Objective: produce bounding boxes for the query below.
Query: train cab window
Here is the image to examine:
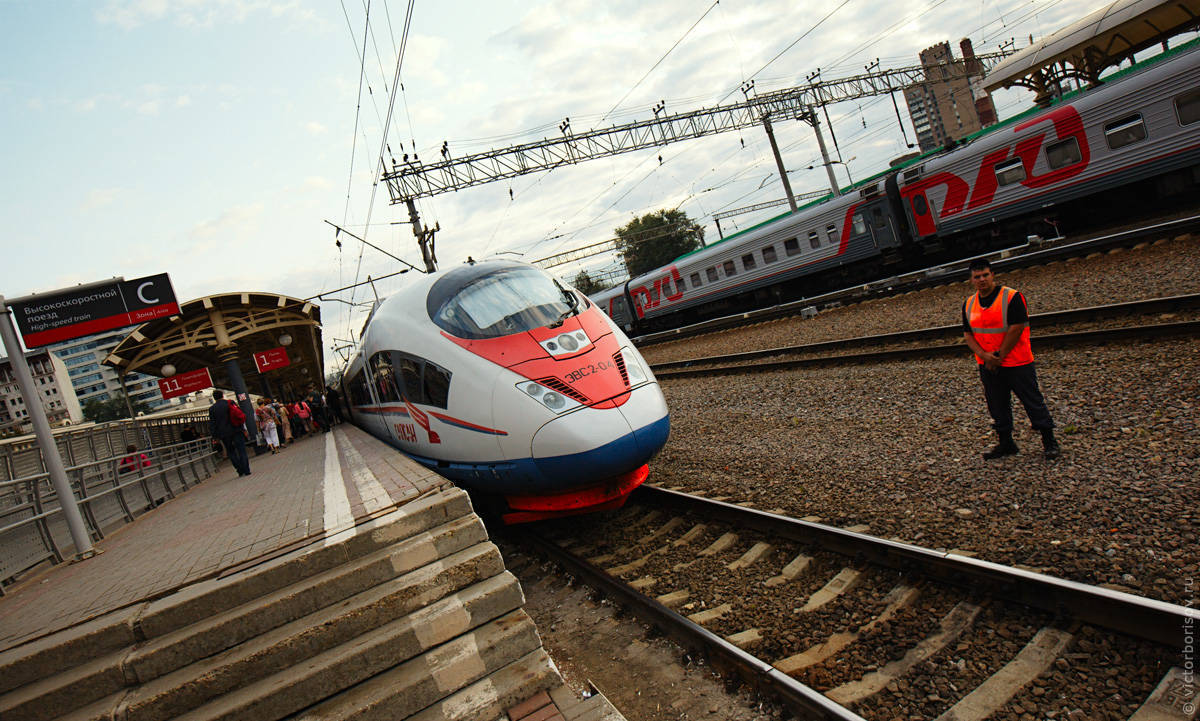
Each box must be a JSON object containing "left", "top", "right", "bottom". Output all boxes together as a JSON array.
[
  {"left": 807, "top": 230, "right": 820, "bottom": 249},
  {"left": 690, "top": 271, "right": 702, "bottom": 287},
  {"left": 852, "top": 213, "right": 867, "bottom": 235},
  {"left": 422, "top": 362, "right": 452, "bottom": 409},
  {"left": 762, "top": 246, "right": 778, "bottom": 263},
  {"left": 722, "top": 260, "right": 737, "bottom": 276},
  {"left": 1045, "top": 137, "right": 1082, "bottom": 169},
  {"left": 995, "top": 157, "right": 1026, "bottom": 186},
  {"left": 742, "top": 253, "right": 757, "bottom": 270},
  {"left": 370, "top": 352, "right": 402, "bottom": 403},
  {"left": 706, "top": 267, "right": 719, "bottom": 282},
  {"left": 1175, "top": 89, "right": 1200, "bottom": 125},
  {"left": 396, "top": 356, "right": 423, "bottom": 401},
  {"left": 784, "top": 238, "right": 801, "bottom": 256},
  {"left": 428, "top": 262, "right": 577, "bottom": 339},
  {"left": 1104, "top": 114, "right": 1146, "bottom": 149},
  {"left": 825, "top": 224, "right": 838, "bottom": 245}
]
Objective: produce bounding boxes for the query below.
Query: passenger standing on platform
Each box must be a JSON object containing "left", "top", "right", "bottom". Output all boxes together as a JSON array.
[
  {"left": 273, "top": 400, "right": 293, "bottom": 446},
  {"left": 118, "top": 444, "right": 151, "bottom": 475},
  {"left": 962, "top": 258, "right": 1061, "bottom": 460},
  {"left": 256, "top": 398, "right": 281, "bottom": 454},
  {"left": 209, "top": 390, "right": 251, "bottom": 476},
  {"left": 325, "top": 385, "right": 345, "bottom": 425},
  {"left": 307, "top": 385, "right": 331, "bottom": 433},
  {"left": 293, "top": 399, "right": 313, "bottom": 435}
]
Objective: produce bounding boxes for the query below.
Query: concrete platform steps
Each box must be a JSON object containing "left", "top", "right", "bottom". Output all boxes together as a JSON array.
[{"left": 0, "top": 487, "right": 579, "bottom": 721}]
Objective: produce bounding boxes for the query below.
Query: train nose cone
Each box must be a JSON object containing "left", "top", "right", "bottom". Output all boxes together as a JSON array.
[{"left": 530, "top": 407, "right": 637, "bottom": 485}]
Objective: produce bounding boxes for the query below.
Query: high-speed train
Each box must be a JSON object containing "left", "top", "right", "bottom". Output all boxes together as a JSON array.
[
  {"left": 341, "top": 259, "right": 669, "bottom": 523},
  {"left": 594, "top": 40, "right": 1200, "bottom": 334}
]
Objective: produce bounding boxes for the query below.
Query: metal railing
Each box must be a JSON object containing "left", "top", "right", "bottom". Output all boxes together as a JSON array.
[{"left": 0, "top": 437, "right": 219, "bottom": 592}]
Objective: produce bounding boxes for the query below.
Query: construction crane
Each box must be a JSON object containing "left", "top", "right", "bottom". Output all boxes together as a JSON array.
[{"left": 382, "top": 49, "right": 1017, "bottom": 208}]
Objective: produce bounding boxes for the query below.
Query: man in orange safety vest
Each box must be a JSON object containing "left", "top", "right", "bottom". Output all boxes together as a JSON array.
[{"left": 962, "top": 258, "right": 1060, "bottom": 460}]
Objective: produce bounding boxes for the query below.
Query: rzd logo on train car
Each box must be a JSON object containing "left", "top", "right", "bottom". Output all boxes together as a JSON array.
[{"left": 629, "top": 266, "right": 684, "bottom": 319}]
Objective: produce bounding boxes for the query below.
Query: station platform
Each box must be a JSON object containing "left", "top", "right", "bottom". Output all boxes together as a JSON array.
[{"left": 0, "top": 424, "right": 625, "bottom": 721}]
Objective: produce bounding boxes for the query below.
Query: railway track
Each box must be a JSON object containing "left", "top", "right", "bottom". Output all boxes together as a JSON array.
[
  {"left": 634, "top": 213, "right": 1200, "bottom": 348},
  {"left": 649, "top": 293, "right": 1200, "bottom": 380},
  {"left": 507, "top": 487, "right": 1195, "bottom": 720}
]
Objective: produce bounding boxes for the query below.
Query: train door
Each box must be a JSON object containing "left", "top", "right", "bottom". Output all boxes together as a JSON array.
[{"left": 860, "top": 199, "right": 901, "bottom": 250}]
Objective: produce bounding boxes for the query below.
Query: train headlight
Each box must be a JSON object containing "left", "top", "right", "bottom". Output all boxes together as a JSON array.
[
  {"left": 619, "top": 347, "right": 648, "bottom": 384},
  {"left": 516, "top": 381, "right": 582, "bottom": 413}
]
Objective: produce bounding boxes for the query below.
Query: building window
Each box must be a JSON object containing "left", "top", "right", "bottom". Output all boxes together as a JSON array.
[{"left": 1104, "top": 114, "right": 1146, "bottom": 149}]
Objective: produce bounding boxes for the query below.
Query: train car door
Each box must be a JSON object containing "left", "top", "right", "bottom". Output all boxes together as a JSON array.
[{"left": 860, "top": 199, "right": 901, "bottom": 250}]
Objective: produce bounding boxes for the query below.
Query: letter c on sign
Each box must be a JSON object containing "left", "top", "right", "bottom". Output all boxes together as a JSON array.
[{"left": 137, "top": 282, "right": 159, "bottom": 305}]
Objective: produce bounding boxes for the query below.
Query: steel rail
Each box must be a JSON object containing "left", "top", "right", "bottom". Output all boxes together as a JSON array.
[
  {"left": 515, "top": 529, "right": 868, "bottom": 721},
  {"left": 635, "top": 213, "right": 1200, "bottom": 347},
  {"left": 629, "top": 486, "right": 1192, "bottom": 650},
  {"left": 652, "top": 319, "right": 1200, "bottom": 379},
  {"left": 649, "top": 293, "right": 1200, "bottom": 372}
]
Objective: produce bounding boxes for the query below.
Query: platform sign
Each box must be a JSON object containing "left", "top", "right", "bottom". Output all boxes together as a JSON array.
[
  {"left": 9, "top": 273, "right": 179, "bottom": 348},
  {"left": 253, "top": 346, "right": 291, "bottom": 373},
  {"left": 158, "top": 367, "right": 213, "bottom": 400}
]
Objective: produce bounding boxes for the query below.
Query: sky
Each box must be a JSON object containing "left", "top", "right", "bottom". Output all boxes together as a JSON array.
[{"left": 0, "top": 0, "right": 1130, "bottom": 372}]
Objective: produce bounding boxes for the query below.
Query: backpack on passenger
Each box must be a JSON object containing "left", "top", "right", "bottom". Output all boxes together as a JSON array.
[{"left": 228, "top": 402, "right": 246, "bottom": 427}]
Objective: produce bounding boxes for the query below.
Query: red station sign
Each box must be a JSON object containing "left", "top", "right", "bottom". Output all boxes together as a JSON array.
[
  {"left": 158, "top": 368, "right": 213, "bottom": 400},
  {"left": 253, "top": 346, "right": 291, "bottom": 373}
]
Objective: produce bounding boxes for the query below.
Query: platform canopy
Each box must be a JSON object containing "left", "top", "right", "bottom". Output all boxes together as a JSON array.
[
  {"left": 984, "top": 0, "right": 1200, "bottom": 100},
  {"left": 103, "top": 292, "right": 324, "bottom": 402}
]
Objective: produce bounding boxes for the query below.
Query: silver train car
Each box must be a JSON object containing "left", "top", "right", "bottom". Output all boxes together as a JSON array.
[
  {"left": 595, "top": 41, "right": 1200, "bottom": 333},
  {"left": 341, "top": 260, "right": 670, "bottom": 523}
]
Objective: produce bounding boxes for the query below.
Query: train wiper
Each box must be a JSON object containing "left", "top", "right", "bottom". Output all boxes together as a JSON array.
[{"left": 550, "top": 280, "right": 580, "bottom": 327}]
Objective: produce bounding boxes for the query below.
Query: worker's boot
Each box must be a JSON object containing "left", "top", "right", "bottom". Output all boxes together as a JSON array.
[
  {"left": 1041, "top": 429, "right": 1061, "bottom": 460},
  {"left": 983, "top": 431, "right": 1018, "bottom": 460}
]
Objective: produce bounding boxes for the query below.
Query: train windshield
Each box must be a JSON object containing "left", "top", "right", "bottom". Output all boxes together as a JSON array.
[{"left": 429, "top": 263, "right": 576, "bottom": 339}]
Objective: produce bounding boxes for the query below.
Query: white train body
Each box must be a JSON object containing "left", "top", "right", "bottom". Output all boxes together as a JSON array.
[{"left": 342, "top": 260, "right": 670, "bottom": 522}]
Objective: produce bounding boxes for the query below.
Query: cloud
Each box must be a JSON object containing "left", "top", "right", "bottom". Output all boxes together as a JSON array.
[
  {"left": 137, "top": 99, "right": 161, "bottom": 115},
  {"left": 80, "top": 188, "right": 124, "bottom": 212},
  {"left": 305, "top": 121, "right": 327, "bottom": 135},
  {"left": 304, "top": 176, "right": 332, "bottom": 191},
  {"left": 96, "top": 0, "right": 320, "bottom": 30},
  {"left": 175, "top": 94, "right": 192, "bottom": 107}
]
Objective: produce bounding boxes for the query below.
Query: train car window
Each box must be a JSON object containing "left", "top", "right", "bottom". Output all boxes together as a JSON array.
[
  {"left": 807, "top": 230, "right": 820, "bottom": 249},
  {"left": 871, "top": 207, "right": 888, "bottom": 228},
  {"left": 1175, "top": 89, "right": 1200, "bottom": 125},
  {"left": 762, "top": 246, "right": 778, "bottom": 263},
  {"left": 348, "top": 371, "right": 372, "bottom": 406},
  {"left": 396, "top": 355, "right": 423, "bottom": 402},
  {"left": 1045, "top": 137, "right": 1082, "bottom": 169},
  {"left": 422, "top": 362, "right": 452, "bottom": 409},
  {"left": 662, "top": 276, "right": 674, "bottom": 296},
  {"left": 706, "top": 267, "right": 719, "bottom": 282},
  {"left": 742, "top": 253, "right": 757, "bottom": 270},
  {"left": 825, "top": 224, "right": 838, "bottom": 245},
  {"left": 722, "top": 260, "right": 737, "bottom": 276},
  {"left": 648, "top": 284, "right": 660, "bottom": 303},
  {"left": 852, "top": 213, "right": 867, "bottom": 235},
  {"left": 784, "top": 238, "right": 801, "bottom": 256},
  {"left": 902, "top": 166, "right": 923, "bottom": 182},
  {"left": 1104, "top": 114, "right": 1146, "bottom": 149},
  {"left": 690, "top": 271, "right": 702, "bottom": 287},
  {"left": 370, "top": 352, "right": 402, "bottom": 403},
  {"left": 995, "top": 157, "right": 1026, "bottom": 186}
]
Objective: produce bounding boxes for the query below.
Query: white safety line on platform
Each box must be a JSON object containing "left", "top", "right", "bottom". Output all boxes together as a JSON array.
[
  {"left": 333, "top": 427, "right": 394, "bottom": 514},
  {"left": 322, "top": 432, "right": 356, "bottom": 546}
]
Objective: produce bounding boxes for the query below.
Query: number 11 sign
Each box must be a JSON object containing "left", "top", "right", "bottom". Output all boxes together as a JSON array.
[{"left": 158, "top": 368, "right": 214, "bottom": 400}]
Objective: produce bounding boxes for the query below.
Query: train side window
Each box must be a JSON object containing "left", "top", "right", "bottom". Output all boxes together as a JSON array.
[
  {"left": 422, "top": 362, "right": 452, "bottom": 409},
  {"left": 807, "top": 230, "right": 820, "bottom": 249},
  {"left": 1175, "top": 89, "right": 1200, "bottom": 125},
  {"left": 349, "top": 371, "right": 371, "bottom": 406},
  {"left": 852, "top": 213, "right": 867, "bottom": 235},
  {"left": 370, "top": 352, "right": 402, "bottom": 403},
  {"left": 396, "top": 355, "right": 423, "bottom": 402},
  {"left": 825, "top": 224, "right": 838, "bottom": 245},
  {"left": 1104, "top": 114, "right": 1146, "bottom": 149},
  {"left": 995, "top": 157, "right": 1026, "bottom": 186},
  {"left": 871, "top": 206, "right": 887, "bottom": 228},
  {"left": 722, "top": 260, "right": 737, "bottom": 276},
  {"left": 742, "top": 253, "right": 757, "bottom": 270},
  {"left": 690, "top": 271, "right": 702, "bottom": 287},
  {"left": 1045, "top": 137, "right": 1082, "bottom": 169},
  {"left": 762, "top": 246, "right": 778, "bottom": 263},
  {"left": 706, "top": 267, "right": 718, "bottom": 282},
  {"left": 784, "top": 238, "right": 801, "bottom": 256}
]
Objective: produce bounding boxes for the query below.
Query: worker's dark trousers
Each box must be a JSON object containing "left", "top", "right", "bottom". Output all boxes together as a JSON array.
[{"left": 978, "top": 362, "right": 1054, "bottom": 434}]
